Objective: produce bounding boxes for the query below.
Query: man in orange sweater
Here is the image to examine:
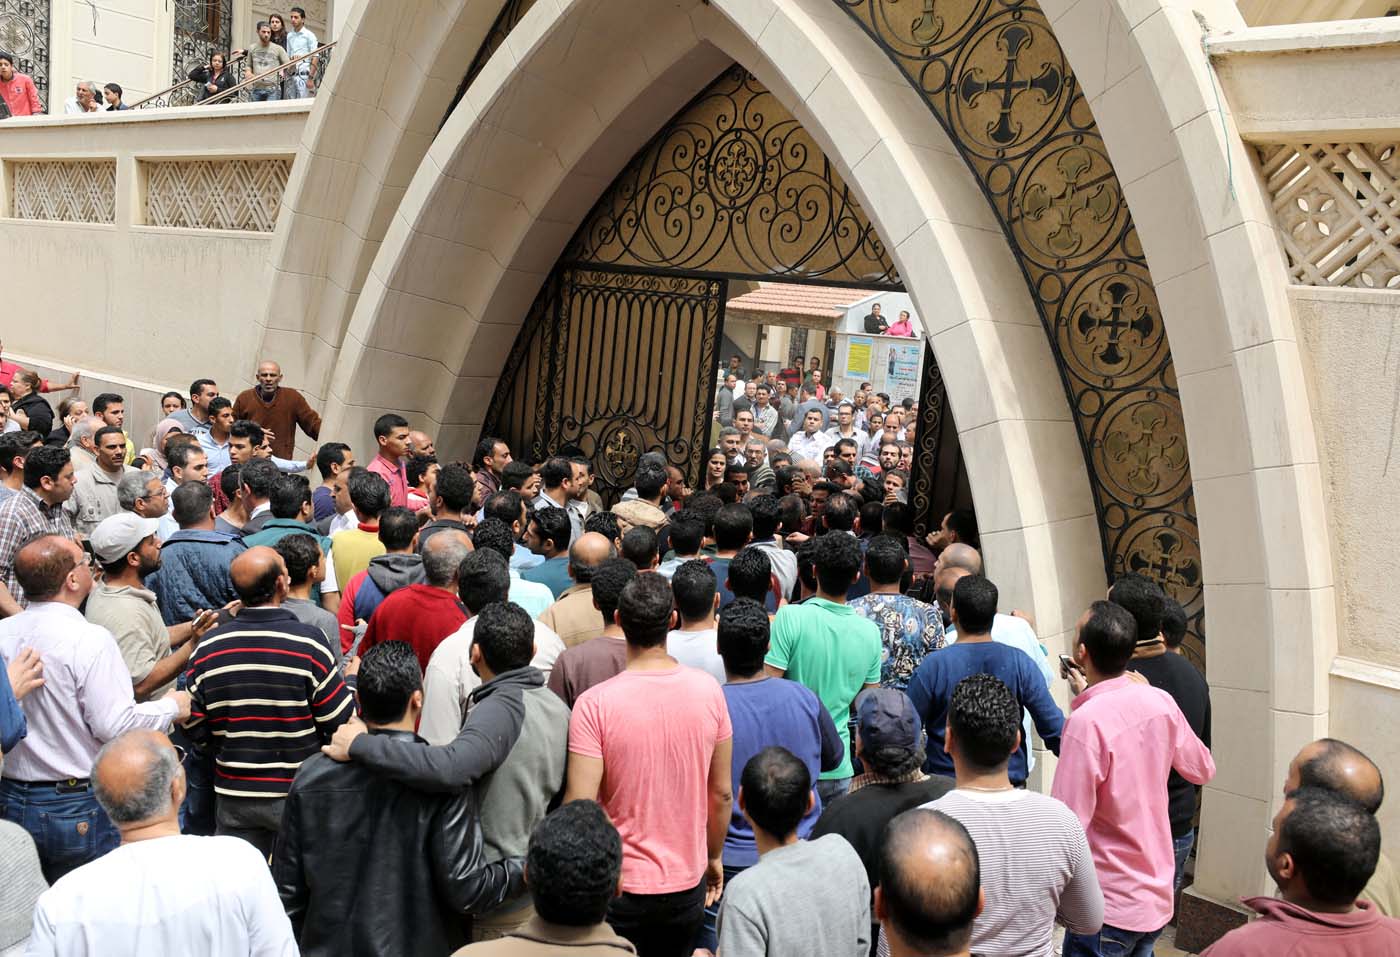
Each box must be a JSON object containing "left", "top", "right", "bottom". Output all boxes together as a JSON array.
[{"left": 232, "top": 361, "right": 322, "bottom": 460}]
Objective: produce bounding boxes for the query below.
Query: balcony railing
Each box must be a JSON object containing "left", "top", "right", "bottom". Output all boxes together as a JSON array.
[{"left": 131, "top": 42, "right": 336, "bottom": 110}]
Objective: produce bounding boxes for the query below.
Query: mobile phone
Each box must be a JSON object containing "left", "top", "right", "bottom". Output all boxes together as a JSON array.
[{"left": 1058, "top": 654, "right": 1080, "bottom": 679}]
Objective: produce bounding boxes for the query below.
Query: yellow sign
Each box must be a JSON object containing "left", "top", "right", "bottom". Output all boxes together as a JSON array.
[{"left": 846, "top": 337, "right": 873, "bottom": 376}]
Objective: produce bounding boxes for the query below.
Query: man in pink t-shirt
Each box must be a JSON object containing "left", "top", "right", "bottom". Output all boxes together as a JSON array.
[
  {"left": 366, "top": 413, "right": 410, "bottom": 509},
  {"left": 1052, "top": 600, "right": 1215, "bottom": 957},
  {"left": 565, "top": 572, "right": 734, "bottom": 956},
  {"left": 0, "top": 54, "right": 42, "bottom": 117}
]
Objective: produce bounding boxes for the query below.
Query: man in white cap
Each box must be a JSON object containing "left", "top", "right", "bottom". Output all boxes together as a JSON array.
[{"left": 84, "top": 513, "right": 219, "bottom": 703}]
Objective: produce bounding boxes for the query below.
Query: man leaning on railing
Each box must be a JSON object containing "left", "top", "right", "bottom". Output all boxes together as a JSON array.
[{"left": 244, "top": 21, "right": 290, "bottom": 103}]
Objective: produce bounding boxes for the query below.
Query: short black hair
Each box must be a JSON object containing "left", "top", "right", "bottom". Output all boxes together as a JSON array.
[
  {"left": 813, "top": 531, "right": 862, "bottom": 594},
  {"left": 189, "top": 378, "right": 216, "bottom": 398},
  {"left": 457, "top": 548, "right": 510, "bottom": 614},
  {"left": 218, "top": 464, "right": 243, "bottom": 500},
  {"left": 864, "top": 535, "right": 908, "bottom": 586},
  {"left": 822, "top": 492, "right": 858, "bottom": 532},
  {"left": 712, "top": 482, "right": 738, "bottom": 504},
  {"left": 207, "top": 395, "right": 234, "bottom": 417},
  {"left": 945, "top": 508, "right": 980, "bottom": 549},
  {"left": 373, "top": 413, "right": 409, "bottom": 439},
  {"left": 667, "top": 512, "right": 705, "bottom": 556},
  {"left": 672, "top": 559, "right": 717, "bottom": 621},
  {"left": 774, "top": 466, "right": 800, "bottom": 496},
  {"left": 91, "top": 392, "right": 124, "bottom": 414},
  {"left": 948, "top": 674, "right": 1021, "bottom": 770},
  {"left": 472, "top": 436, "right": 505, "bottom": 471},
  {"left": 377, "top": 507, "right": 419, "bottom": 550},
  {"left": 530, "top": 506, "right": 572, "bottom": 554},
  {"left": 172, "top": 480, "right": 213, "bottom": 526},
  {"left": 347, "top": 469, "right": 391, "bottom": 518},
  {"left": 472, "top": 518, "right": 516, "bottom": 563},
  {"left": 484, "top": 490, "right": 525, "bottom": 528},
  {"left": 94, "top": 425, "right": 125, "bottom": 448},
  {"left": 167, "top": 442, "right": 203, "bottom": 471},
  {"left": 435, "top": 463, "right": 475, "bottom": 512},
  {"left": 952, "top": 575, "right": 998, "bottom": 634},
  {"left": 688, "top": 493, "right": 723, "bottom": 538},
  {"left": 611, "top": 519, "right": 656, "bottom": 567},
  {"left": 1079, "top": 599, "right": 1137, "bottom": 674},
  {"left": 879, "top": 809, "right": 980, "bottom": 956},
  {"left": 1160, "top": 597, "right": 1188, "bottom": 649},
  {"left": 584, "top": 510, "right": 620, "bottom": 543},
  {"left": 274, "top": 533, "right": 323, "bottom": 587},
  {"left": 795, "top": 538, "right": 819, "bottom": 594},
  {"left": 1278, "top": 787, "right": 1381, "bottom": 906},
  {"left": 1295, "top": 738, "right": 1385, "bottom": 814},
  {"left": 718, "top": 598, "right": 769, "bottom": 677},
  {"left": 859, "top": 500, "right": 885, "bottom": 536},
  {"left": 0, "top": 432, "right": 33, "bottom": 475},
  {"left": 592, "top": 557, "right": 638, "bottom": 623},
  {"left": 1109, "top": 573, "right": 1166, "bottom": 644},
  {"left": 240, "top": 459, "right": 279, "bottom": 501},
  {"left": 23, "top": 445, "right": 70, "bottom": 490},
  {"left": 713, "top": 504, "right": 753, "bottom": 551},
  {"left": 474, "top": 601, "right": 535, "bottom": 673},
  {"left": 741, "top": 746, "right": 810, "bottom": 839},
  {"left": 617, "top": 572, "right": 673, "bottom": 648},
  {"left": 500, "top": 460, "right": 535, "bottom": 491},
  {"left": 230, "top": 419, "right": 265, "bottom": 447},
  {"left": 540, "top": 456, "right": 572, "bottom": 491},
  {"left": 269, "top": 474, "right": 311, "bottom": 519},
  {"left": 357, "top": 641, "right": 423, "bottom": 725},
  {"left": 406, "top": 453, "right": 437, "bottom": 487},
  {"left": 748, "top": 494, "right": 781, "bottom": 539},
  {"left": 527, "top": 800, "right": 622, "bottom": 926},
  {"left": 727, "top": 547, "right": 771, "bottom": 604},
  {"left": 634, "top": 462, "right": 667, "bottom": 500},
  {"left": 777, "top": 494, "right": 805, "bottom": 534}
]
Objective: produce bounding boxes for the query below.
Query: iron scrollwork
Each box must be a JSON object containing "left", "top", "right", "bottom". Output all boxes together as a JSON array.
[
  {"left": 170, "top": 0, "right": 233, "bottom": 108},
  {"left": 0, "top": 0, "right": 50, "bottom": 111},
  {"left": 833, "top": 0, "right": 1205, "bottom": 663}
]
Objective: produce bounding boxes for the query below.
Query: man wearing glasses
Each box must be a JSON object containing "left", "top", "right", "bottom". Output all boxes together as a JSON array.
[{"left": 0, "top": 535, "right": 191, "bottom": 883}]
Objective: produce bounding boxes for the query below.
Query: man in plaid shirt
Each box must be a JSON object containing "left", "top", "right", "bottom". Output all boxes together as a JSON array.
[{"left": 0, "top": 446, "right": 77, "bottom": 615}]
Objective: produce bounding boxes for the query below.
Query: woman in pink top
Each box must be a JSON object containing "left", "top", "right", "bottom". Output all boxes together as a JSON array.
[
  {"left": 886, "top": 310, "right": 915, "bottom": 337},
  {"left": 0, "top": 54, "right": 42, "bottom": 116}
]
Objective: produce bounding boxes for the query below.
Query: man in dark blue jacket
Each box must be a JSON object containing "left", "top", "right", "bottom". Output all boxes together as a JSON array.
[{"left": 147, "top": 481, "right": 245, "bottom": 625}]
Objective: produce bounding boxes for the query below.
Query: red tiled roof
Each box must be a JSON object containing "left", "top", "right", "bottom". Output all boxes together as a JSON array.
[{"left": 725, "top": 282, "right": 871, "bottom": 320}]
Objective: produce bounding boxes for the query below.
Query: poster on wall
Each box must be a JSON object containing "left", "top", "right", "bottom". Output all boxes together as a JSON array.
[
  {"left": 884, "top": 341, "right": 922, "bottom": 401},
  {"left": 846, "top": 337, "right": 873, "bottom": 377}
]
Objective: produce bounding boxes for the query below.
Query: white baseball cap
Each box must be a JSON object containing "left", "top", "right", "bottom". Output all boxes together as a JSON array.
[{"left": 89, "top": 513, "right": 160, "bottom": 564}]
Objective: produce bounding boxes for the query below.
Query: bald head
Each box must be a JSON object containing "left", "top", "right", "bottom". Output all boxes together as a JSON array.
[
  {"left": 230, "top": 545, "right": 287, "bottom": 607},
  {"left": 15, "top": 535, "right": 85, "bottom": 604},
  {"left": 408, "top": 430, "right": 435, "bottom": 455},
  {"left": 569, "top": 531, "right": 616, "bottom": 584},
  {"left": 938, "top": 543, "right": 982, "bottom": 576},
  {"left": 94, "top": 730, "right": 182, "bottom": 827},
  {"left": 878, "top": 809, "right": 981, "bottom": 955},
  {"left": 1286, "top": 738, "right": 1384, "bottom": 815},
  {"left": 934, "top": 565, "right": 971, "bottom": 610}
]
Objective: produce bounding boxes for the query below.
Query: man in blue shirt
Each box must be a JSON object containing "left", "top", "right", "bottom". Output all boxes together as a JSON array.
[{"left": 906, "top": 574, "right": 1063, "bottom": 785}]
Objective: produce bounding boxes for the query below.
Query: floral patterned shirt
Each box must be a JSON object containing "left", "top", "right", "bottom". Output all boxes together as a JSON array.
[{"left": 848, "top": 592, "right": 946, "bottom": 692}]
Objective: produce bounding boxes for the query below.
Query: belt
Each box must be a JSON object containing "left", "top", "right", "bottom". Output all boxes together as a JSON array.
[{"left": 4, "top": 777, "right": 92, "bottom": 793}]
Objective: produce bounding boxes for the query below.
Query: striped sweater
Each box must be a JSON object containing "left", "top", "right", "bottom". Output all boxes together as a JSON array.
[{"left": 185, "top": 606, "right": 354, "bottom": 799}]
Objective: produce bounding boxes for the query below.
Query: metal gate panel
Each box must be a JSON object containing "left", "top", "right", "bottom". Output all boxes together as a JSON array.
[{"left": 0, "top": 0, "right": 50, "bottom": 111}]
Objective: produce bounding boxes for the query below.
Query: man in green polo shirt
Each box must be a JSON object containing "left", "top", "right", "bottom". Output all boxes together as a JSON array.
[{"left": 764, "top": 529, "right": 881, "bottom": 804}]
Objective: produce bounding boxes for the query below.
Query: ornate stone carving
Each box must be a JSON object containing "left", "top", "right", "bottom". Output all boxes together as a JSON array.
[
  {"left": 12, "top": 161, "right": 116, "bottom": 223},
  {"left": 1258, "top": 142, "right": 1400, "bottom": 288},
  {"left": 144, "top": 159, "right": 292, "bottom": 232}
]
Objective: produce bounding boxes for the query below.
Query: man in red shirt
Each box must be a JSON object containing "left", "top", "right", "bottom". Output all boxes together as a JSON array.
[
  {"left": 1202, "top": 787, "right": 1400, "bottom": 956},
  {"left": 366, "top": 413, "right": 411, "bottom": 509},
  {"left": 0, "top": 54, "right": 42, "bottom": 116},
  {"left": 361, "top": 530, "right": 471, "bottom": 670}
]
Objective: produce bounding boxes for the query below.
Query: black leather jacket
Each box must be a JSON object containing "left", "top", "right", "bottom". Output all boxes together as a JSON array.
[{"left": 272, "top": 729, "right": 525, "bottom": 956}]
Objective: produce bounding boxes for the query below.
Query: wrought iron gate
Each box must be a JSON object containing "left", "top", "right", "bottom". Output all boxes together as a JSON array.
[
  {"left": 910, "top": 342, "right": 974, "bottom": 538},
  {"left": 486, "top": 267, "right": 727, "bottom": 504},
  {"left": 0, "top": 0, "right": 50, "bottom": 111},
  {"left": 171, "top": 0, "right": 233, "bottom": 107}
]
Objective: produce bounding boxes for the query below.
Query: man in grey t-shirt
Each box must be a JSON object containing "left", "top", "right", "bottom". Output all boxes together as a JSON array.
[
  {"left": 717, "top": 747, "right": 870, "bottom": 956},
  {"left": 244, "top": 22, "right": 289, "bottom": 102}
]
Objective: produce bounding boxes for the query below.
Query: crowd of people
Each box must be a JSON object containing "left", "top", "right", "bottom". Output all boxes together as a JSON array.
[
  {"left": 0, "top": 350, "right": 1395, "bottom": 957},
  {"left": 0, "top": 7, "right": 321, "bottom": 119}
]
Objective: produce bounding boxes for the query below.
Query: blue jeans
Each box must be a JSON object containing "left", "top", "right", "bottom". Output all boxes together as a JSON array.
[
  {"left": 1064, "top": 925, "right": 1163, "bottom": 957},
  {"left": 693, "top": 863, "right": 748, "bottom": 952},
  {"left": 1172, "top": 828, "right": 1195, "bottom": 893},
  {"left": 0, "top": 778, "right": 120, "bottom": 883},
  {"left": 249, "top": 87, "right": 281, "bottom": 102},
  {"left": 815, "top": 776, "right": 851, "bottom": 807}
]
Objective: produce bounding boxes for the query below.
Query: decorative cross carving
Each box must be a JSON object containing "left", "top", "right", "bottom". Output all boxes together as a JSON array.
[
  {"left": 1127, "top": 529, "right": 1201, "bottom": 591},
  {"left": 1103, "top": 403, "right": 1187, "bottom": 496},
  {"left": 1022, "top": 147, "right": 1116, "bottom": 257},
  {"left": 1075, "top": 279, "right": 1154, "bottom": 367},
  {"left": 957, "top": 24, "right": 1062, "bottom": 146}
]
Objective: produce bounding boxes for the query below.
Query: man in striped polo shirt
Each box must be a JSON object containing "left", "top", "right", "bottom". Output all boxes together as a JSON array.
[{"left": 185, "top": 546, "right": 354, "bottom": 857}]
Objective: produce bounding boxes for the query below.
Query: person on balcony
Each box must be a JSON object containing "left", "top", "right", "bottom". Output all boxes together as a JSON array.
[
  {"left": 245, "top": 22, "right": 290, "bottom": 103},
  {"left": 886, "top": 310, "right": 915, "bottom": 337},
  {"left": 189, "top": 52, "right": 242, "bottom": 103},
  {"left": 63, "top": 81, "right": 105, "bottom": 114},
  {"left": 102, "top": 84, "right": 129, "bottom": 111},
  {"left": 284, "top": 7, "right": 320, "bottom": 99},
  {"left": 0, "top": 53, "right": 41, "bottom": 117}
]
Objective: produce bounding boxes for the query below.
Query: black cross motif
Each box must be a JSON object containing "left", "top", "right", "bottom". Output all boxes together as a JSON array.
[
  {"left": 957, "top": 24, "right": 1062, "bottom": 146},
  {"left": 1075, "top": 279, "right": 1154, "bottom": 366},
  {"left": 1128, "top": 530, "right": 1201, "bottom": 590}
]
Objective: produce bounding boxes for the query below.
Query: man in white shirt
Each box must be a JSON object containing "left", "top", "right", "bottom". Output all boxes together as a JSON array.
[
  {"left": 26, "top": 729, "right": 296, "bottom": 956},
  {"left": 419, "top": 549, "right": 566, "bottom": 745},
  {"left": 666, "top": 560, "right": 725, "bottom": 683},
  {"left": 0, "top": 536, "right": 189, "bottom": 883},
  {"left": 283, "top": 6, "right": 319, "bottom": 97},
  {"left": 789, "top": 409, "right": 836, "bottom": 464}
]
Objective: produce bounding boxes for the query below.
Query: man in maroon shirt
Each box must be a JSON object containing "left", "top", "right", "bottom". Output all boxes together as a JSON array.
[
  {"left": 361, "top": 531, "right": 471, "bottom": 670},
  {"left": 1202, "top": 787, "right": 1400, "bottom": 956}
]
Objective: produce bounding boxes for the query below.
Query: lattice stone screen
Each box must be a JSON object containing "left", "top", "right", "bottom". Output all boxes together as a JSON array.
[
  {"left": 144, "top": 158, "right": 292, "bottom": 232},
  {"left": 11, "top": 161, "right": 117, "bottom": 223},
  {"left": 1257, "top": 142, "right": 1400, "bottom": 289}
]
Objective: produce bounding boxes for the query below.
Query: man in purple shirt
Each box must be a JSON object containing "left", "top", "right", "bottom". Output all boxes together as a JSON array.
[
  {"left": 366, "top": 413, "right": 411, "bottom": 509},
  {"left": 1052, "top": 600, "right": 1214, "bottom": 957},
  {"left": 0, "top": 536, "right": 191, "bottom": 882}
]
